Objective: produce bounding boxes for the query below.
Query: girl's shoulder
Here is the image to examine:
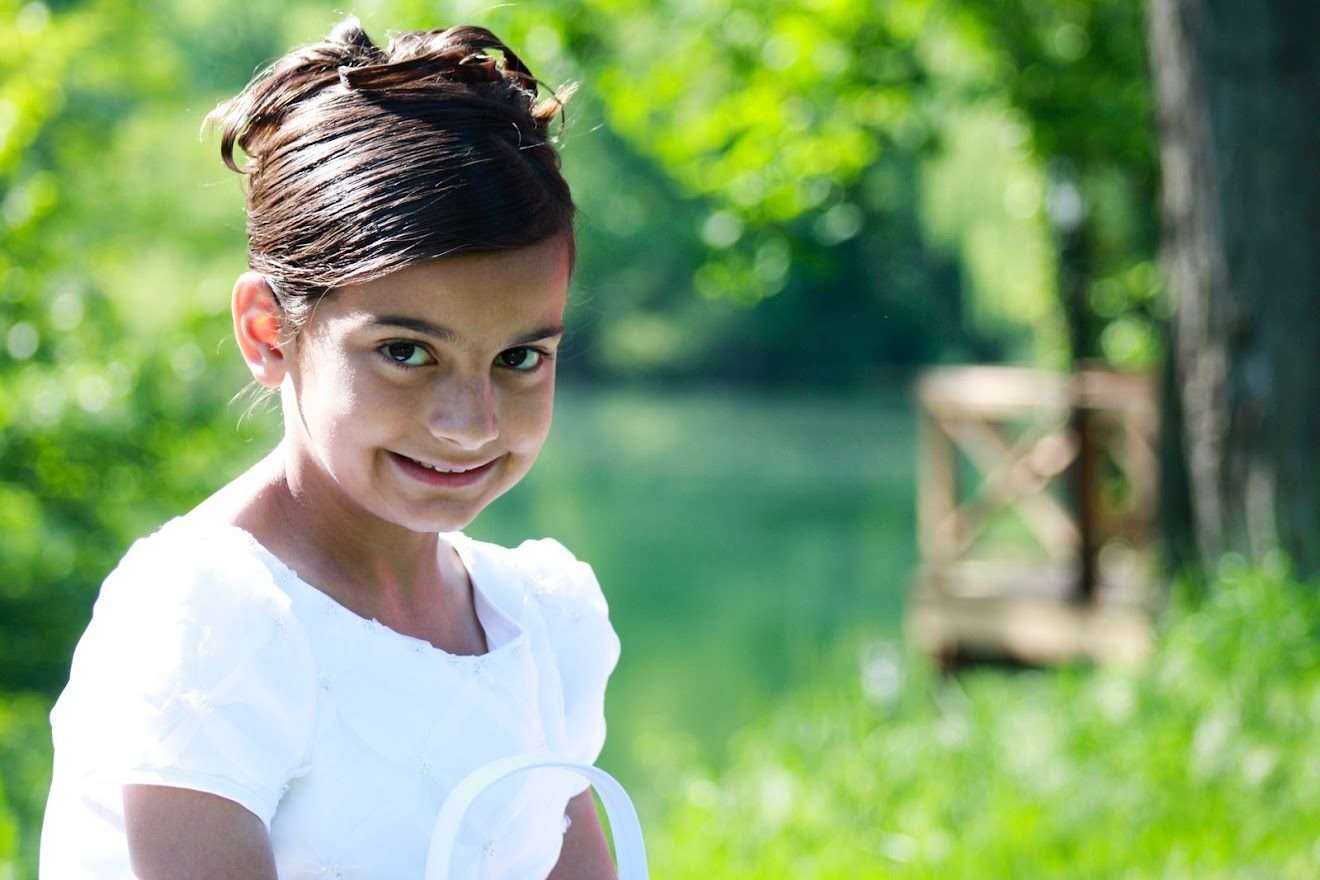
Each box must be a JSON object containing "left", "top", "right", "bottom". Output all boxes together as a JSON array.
[
  {"left": 54, "top": 516, "right": 318, "bottom": 826},
  {"left": 452, "top": 534, "right": 612, "bottom": 623},
  {"left": 93, "top": 515, "right": 301, "bottom": 636}
]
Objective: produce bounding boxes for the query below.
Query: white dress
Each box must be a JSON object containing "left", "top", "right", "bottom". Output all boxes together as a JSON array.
[{"left": 39, "top": 515, "right": 619, "bottom": 879}]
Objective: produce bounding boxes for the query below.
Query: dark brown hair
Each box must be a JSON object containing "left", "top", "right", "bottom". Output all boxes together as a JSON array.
[{"left": 207, "top": 16, "right": 575, "bottom": 328}]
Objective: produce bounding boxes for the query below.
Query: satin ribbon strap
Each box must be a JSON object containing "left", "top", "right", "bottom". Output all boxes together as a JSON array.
[{"left": 424, "top": 754, "right": 648, "bottom": 879}]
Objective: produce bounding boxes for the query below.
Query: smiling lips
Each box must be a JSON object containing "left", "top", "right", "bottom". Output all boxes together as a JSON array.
[{"left": 392, "top": 452, "right": 497, "bottom": 485}]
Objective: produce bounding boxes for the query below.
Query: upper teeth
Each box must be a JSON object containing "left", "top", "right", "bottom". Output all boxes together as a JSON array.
[{"left": 417, "top": 460, "right": 470, "bottom": 474}]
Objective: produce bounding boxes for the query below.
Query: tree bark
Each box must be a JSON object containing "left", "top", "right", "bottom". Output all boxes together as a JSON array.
[{"left": 1147, "top": 0, "right": 1320, "bottom": 579}]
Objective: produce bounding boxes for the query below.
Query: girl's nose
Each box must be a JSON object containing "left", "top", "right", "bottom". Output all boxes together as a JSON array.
[{"left": 428, "top": 374, "right": 498, "bottom": 450}]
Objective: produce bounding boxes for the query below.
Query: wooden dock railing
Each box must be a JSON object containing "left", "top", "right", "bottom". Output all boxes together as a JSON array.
[{"left": 907, "top": 365, "right": 1161, "bottom": 667}]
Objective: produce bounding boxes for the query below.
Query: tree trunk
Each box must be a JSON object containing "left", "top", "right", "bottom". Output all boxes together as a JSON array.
[{"left": 1147, "top": 0, "right": 1320, "bottom": 579}]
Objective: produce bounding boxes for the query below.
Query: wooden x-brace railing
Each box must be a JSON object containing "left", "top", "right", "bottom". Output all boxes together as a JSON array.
[
  {"left": 915, "top": 365, "right": 1158, "bottom": 600},
  {"left": 907, "top": 365, "right": 1161, "bottom": 666}
]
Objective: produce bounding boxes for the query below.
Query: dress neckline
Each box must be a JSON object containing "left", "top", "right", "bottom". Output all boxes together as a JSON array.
[{"left": 168, "top": 517, "right": 527, "bottom": 661}]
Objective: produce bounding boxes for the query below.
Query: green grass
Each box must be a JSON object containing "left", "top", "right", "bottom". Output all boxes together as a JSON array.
[{"left": 646, "top": 558, "right": 1320, "bottom": 878}]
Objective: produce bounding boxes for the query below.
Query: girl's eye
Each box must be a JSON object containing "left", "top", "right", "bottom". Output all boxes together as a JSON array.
[
  {"left": 497, "top": 347, "right": 543, "bottom": 371},
  {"left": 381, "top": 341, "right": 433, "bottom": 367}
]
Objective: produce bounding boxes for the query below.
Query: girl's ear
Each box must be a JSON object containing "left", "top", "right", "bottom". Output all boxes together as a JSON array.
[{"left": 233, "top": 272, "right": 289, "bottom": 388}]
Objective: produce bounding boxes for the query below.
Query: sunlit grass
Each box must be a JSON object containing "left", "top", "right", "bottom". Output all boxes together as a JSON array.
[{"left": 647, "top": 560, "right": 1320, "bottom": 878}]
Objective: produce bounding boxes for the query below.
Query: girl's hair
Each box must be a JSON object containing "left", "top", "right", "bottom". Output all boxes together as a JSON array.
[{"left": 207, "top": 16, "right": 575, "bottom": 330}]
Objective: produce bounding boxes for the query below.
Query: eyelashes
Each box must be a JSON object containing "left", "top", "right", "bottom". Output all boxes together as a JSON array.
[
  {"left": 377, "top": 341, "right": 552, "bottom": 373},
  {"left": 381, "top": 341, "right": 433, "bottom": 367},
  {"left": 496, "top": 347, "right": 544, "bottom": 371}
]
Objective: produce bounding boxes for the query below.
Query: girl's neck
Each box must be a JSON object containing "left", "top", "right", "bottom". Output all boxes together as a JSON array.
[{"left": 200, "top": 446, "right": 487, "bottom": 654}]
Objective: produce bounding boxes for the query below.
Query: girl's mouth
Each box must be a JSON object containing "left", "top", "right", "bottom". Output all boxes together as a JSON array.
[{"left": 391, "top": 452, "right": 497, "bottom": 486}]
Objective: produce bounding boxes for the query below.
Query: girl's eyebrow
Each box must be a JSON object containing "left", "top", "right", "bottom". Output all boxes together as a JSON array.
[
  {"left": 511, "top": 325, "right": 565, "bottom": 346},
  {"left": 369, "top": 315, "right": 564, "bottom": 347}
]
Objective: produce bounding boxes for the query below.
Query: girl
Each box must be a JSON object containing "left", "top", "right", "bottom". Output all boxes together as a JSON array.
[{"left": 40, "top": 16, "right": 623, "bottom": 879}]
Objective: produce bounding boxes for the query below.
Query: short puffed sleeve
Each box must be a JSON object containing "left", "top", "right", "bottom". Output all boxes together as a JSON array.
[
  {"left": 49, "top": 521, "right": 317, "bottom": 828},
  {"left": 513, "top": 538, "right": 620, "bottom": 766}
]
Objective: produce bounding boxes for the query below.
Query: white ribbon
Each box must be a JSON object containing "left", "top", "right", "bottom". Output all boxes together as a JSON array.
[{"left": 424, "top": 755, "right": 648, "bottom": 879}]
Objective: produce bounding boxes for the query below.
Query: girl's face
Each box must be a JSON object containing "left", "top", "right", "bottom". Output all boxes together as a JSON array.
[{"left": 277, "top": 237, "right": 570, "bottom": 535}]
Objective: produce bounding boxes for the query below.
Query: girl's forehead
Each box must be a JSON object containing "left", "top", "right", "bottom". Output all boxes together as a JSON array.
[
  {"left": 347, "top": 239, "right": 571, "bottom": 299},
  {"left": 314, "top": 243, "right": 570, "bottom": 332}
]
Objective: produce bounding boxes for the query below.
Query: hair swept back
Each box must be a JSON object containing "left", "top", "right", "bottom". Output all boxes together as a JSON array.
[{"left": 206, "top": 16, "right": 576, "bottom": 328}]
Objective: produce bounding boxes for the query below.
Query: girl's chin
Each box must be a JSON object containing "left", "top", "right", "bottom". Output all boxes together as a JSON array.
[{"left": 384, "top": 505, "right": 483, "bottom": 536}]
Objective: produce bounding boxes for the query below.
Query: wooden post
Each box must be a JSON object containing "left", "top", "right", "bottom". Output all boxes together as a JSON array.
[{"left": 1073, "top": 401, "right": 1099, "bottom": 604}]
